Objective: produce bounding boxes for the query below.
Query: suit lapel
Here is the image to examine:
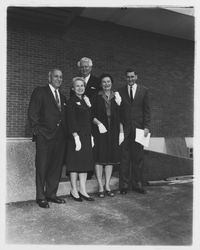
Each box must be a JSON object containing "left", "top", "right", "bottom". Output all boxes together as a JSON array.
[
  {"left": 122, "top": 84, "right": 140, "bottom": 104},
  {"left": 86, "top": 75, "right": 96, "bottom": 91},
  {"left": 132, "top": 84, "right": 140, "bottom": 103},
  {"left": 73, "top": 95, "right": 87, "bottom": 110},
  {"left": 46, "top": 85, "right": 61, "bottom": 111},
  {"left": 122, "top": 85, "right": 131, "bottom": 103},
  {"left": 85, "top": 75, "right": 92, "bottom": 91}
]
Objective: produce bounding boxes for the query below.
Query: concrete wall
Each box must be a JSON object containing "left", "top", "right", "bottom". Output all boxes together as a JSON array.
[{"left": 7, "top": 138, "right": 193, "bottom": 203}]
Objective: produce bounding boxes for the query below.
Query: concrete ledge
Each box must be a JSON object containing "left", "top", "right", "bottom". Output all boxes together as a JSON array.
[
  {"left": 7, "top": 139, "right": 36, "bottom": 203},
  {"left": 6, "top": 139, "right": 119, "bottom": 203},
  {"left": 144, "top": 150, "right": 193, "bottom": 181},
  {"left": 7, "top": 139, "right": 193, "bottom": 203}
]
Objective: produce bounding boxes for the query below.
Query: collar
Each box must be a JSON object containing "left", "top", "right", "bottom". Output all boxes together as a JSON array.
[
  {"left": 98, "top": 90, "right": 115, "bottom": 100},
  {"left": 128, "top": 83, "right": 137, "bottom": 89},
  {"left": 49, "top": 84, "right": 59, "bottom": 93}
]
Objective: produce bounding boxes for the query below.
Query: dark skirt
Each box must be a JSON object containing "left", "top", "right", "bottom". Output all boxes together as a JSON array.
[
  {"left": 66, "top": 134, "right": 94, "bottom": 172},
  {"left": 93, "top": 122, "right": 120, "bottom": 165}
]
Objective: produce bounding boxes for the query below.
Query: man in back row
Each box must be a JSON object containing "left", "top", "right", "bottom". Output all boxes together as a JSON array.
[{"left": 70, "top": 57, "right": 101, "bottom": 100}]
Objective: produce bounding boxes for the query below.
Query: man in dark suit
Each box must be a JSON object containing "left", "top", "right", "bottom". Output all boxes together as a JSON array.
[
  {"left": 28, "top": 69, "right": 67, "bottom": 208},
  {"left": 70, "top": 57, "right": 100, "bottom": 100},
  {"left": 118, "top": 69, "right": 151, "bottom": 195}
]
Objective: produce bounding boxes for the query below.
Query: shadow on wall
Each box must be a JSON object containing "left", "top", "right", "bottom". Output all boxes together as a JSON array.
[{"left": 143, "top": 150, "right": 193, "bottom": 182}]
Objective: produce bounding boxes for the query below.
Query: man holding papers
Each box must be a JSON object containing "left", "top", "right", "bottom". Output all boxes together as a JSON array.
[{"left": 118, "top": 69, "right": 151, "bottom": 194}]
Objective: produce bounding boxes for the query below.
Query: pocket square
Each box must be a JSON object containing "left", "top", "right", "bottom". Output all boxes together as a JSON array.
[
  {"left": 76, "top": 102, "right": 81, "bottom": 105},
  {"left": 63, "top": 103, "right": 67, "bottom": 106},
  {"left": 91, "top": 87, "right": 96, "bottom": 89}
]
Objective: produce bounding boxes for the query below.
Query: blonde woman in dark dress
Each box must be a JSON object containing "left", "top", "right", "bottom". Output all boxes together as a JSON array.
[
  {"left": 66, "top": 77, "right": 95, "bottom": 202},
  {"left": 92, "top": 73, "right": 124, "bottom": 198}
]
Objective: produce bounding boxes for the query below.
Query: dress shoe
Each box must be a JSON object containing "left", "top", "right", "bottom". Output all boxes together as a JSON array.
[
  {"left": 46, "top": 197, "right": 66, "bottom": 204},
  {"left": 134, "top": 182, "right": 147, "bottom": 194},
  {"left": 98, "top": 191, "right": 105, "bottom": 198},
  {"left": 133, "top": 186, "right": 147, "bottom": 194},
  {"left": 120, "top": 188, "right": 128, "bottom": 195},
  {"left": 105, "top": 190, "right": 115, "bottom": 197},
  {"left": 36, "top": 199, "right": 50, "bottom": 208},
  {"left": 79, "top": 192, "right": 95, "bottom": 201},
  {"left": 70, "top": 192, "right": 83, "bottom": 202}
]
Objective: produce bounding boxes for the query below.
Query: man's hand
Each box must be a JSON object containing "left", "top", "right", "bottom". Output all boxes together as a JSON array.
[{"left": 144, "top": 128, "right": 149, "bottom": 137}]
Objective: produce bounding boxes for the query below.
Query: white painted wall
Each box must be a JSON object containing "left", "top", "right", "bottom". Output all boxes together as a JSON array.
[{"left": 145, "top": 137, "right": 193, "bottom": 154}]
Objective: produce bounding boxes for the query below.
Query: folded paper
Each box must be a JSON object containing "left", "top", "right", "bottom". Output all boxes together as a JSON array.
[{"left": 135, "top": 128, "right": 151, "bottom": 147}]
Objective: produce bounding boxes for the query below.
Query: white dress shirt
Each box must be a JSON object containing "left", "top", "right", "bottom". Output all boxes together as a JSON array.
[
  {"left": 128, "top": 83, "right": 137, "bottom": 100},
  {"left": 84, "top": 74, "right": 91, "bottom": 85},
  {"left": 49, "top": 84, "right": 61, "bottom": 105}
]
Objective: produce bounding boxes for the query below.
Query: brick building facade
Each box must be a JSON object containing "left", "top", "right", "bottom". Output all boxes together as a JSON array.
[{"left": 7, "top": 15, "right": 194, "bottom": 138}]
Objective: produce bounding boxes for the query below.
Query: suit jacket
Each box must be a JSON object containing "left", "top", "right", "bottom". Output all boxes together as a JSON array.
[
  {"left": 118, "top": 84, "right": 151, "bottom": 137},
  {"left": 70, "top": 74, "right": 100, "bottom": 100},
  {"left": 28, "top": 85, "right": 67, "bottom": 140},
  {"left": 91, "top": 91, "right": 120, "bottom": 134},
  {"left": 66, "top": 95, "right": 92, "bottom": 136}
]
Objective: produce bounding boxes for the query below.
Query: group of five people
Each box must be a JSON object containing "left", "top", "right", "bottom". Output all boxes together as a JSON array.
[{"left": 28, "top": 57, "right": 151, "bottom": 208}]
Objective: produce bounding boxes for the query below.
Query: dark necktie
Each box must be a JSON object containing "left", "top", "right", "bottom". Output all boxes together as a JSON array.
[
  {"left": 130, "top": 86, "right": 133, "bottom": 102},
  {"left": 55, "top": 90, "right": 61, "bottom": 111}
]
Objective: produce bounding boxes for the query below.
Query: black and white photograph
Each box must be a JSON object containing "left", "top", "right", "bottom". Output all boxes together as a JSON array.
[{"left": 1, "top": 0, "right": 200, "bottom": 249}]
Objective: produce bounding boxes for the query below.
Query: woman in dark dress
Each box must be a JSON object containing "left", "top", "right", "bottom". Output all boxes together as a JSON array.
[
  {"left": 92, "top": 73, "right": 124, "bottom": 198},
  {"left": 66, "top": 77, "right": 95, "bottom": 202}
]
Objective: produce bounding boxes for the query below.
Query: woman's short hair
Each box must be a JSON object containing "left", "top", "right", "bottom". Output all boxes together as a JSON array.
[
  {"left": 71, "top": 76, "right": 86, "bottom": 88},
  {"left": 99, "top": 73, "right": 114, "bottom": 84},
  {"left": 77, "top": 57, "right": 93, "bottom": 67}
]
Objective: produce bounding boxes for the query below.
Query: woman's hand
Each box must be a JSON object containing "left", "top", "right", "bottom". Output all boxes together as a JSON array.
[
  {"left": 119, "top": 132, "right": 124, "bottom": 145},
  {"left": 74, "top": 135, "right": 81, "bottom": 151},
  {"left": 91, "top": 136, "right": 94, "bottom": 147},
  {"left": 83, "top": 95, "right": 91, "bottom": 107},
  {"left": 98, "top": 123, "right": 107, "bottom": 133},
  {"left": 114, "top": 91, "right": 122, "bottom": 106}
]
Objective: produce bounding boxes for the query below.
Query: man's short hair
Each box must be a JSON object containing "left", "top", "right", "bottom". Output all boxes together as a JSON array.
[
  {"left": 125, "top": 68, "right": 138, "bottom": 75},
  {"left": 48, "top": 68, "right": 62, "bottom": 82},
  {"left": 77, "top": 57, "right": 93, "bottom": 67}
]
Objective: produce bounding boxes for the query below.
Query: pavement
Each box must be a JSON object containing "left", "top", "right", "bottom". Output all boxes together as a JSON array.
[{"left": 5, "top": 180, "right": 193, "bottom": 245}]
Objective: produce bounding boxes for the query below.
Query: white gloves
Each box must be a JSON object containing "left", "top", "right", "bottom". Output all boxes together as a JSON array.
[
  {"left": 91, "top": 136, "right": 94, "bottom": 147},
  {"left": 98, "top": 123, "right": 107, "bottom": 134},
  {"left": 83, "top": 95, "right": 91, "bottom": 107},
  {"left": 114, "top": 91, "right": 122, "bottom": 106},
  {"left": 74, "top": 135, "right": 81, "bottom": 151},
  {"left": 119, "top": 132, "right": 124, "bottom": 145}
]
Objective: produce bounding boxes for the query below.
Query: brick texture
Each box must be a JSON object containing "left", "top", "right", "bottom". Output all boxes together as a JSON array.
[{"left": 7, "top": 16, "right": 194, "bottom": 137}]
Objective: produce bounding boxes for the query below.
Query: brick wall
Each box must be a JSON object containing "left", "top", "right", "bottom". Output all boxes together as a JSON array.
[{"left": 7, "top": 16, "right": 194, "bottom": 137}]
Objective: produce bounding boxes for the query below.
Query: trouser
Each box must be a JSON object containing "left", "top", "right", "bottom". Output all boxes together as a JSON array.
[
  {"left": 35, "top": 128, "right": 66, "bottom": 200},
  {"left": 119, "top": 131, "right": 144, "bottom": 190}
]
